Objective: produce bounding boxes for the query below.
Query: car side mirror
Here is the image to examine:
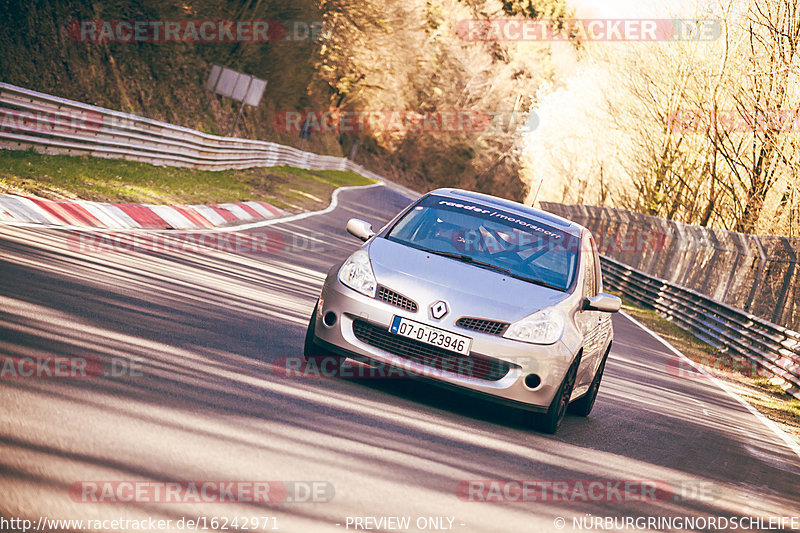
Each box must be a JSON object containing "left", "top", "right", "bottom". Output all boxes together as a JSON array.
[
  {"left": 346, "top": 218, "right": 375, "bottom": 242},
  {"left": 583, "top": 293, "right": 622, "bottom": 313}
]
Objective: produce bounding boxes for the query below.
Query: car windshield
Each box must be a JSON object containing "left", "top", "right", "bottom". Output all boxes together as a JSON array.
[{"left": 386, "top": 195, "right": 579, "bottom": 291}]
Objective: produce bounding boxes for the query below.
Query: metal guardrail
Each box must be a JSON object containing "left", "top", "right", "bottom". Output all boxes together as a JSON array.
[
  {"left": 540, "top": 202, "right": 800, "bottom": 332},
  {"left": 3, "top": 82, "right": 797, "bottom": 397},
  {"left": 0, "top": 82, "right": 386, "bottom": 179},
  {"left": 600, "top": 255, "right": 800, "bottom": 399}
]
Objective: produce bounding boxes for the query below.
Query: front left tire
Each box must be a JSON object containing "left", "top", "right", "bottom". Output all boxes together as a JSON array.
[
  {"left": 569, "top": 345, "right": 610, "bottom": 417},
  {"left": 303, "top": 301, "right": 344, "bottom": 371},
  {"left": 536, "top": 354, "right": 580, "bottom": 434}
]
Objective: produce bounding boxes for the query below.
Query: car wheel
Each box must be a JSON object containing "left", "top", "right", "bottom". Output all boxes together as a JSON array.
[
  {"left": 537, "top": 356, "right": 579, "bottom": 434},
  {"left": 303, "top": 302, "right": 344, "bottom": 371},
  {"left": 569, "top": 347, "right": 609, "bottom": 417}
]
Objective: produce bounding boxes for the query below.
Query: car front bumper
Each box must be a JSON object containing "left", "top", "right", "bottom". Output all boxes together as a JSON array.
[{"left": 311, "top": 271, "right": 578, "bottom": 412}]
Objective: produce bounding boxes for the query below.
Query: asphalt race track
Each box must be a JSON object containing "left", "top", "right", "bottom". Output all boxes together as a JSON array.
[{"left": 1, "top": 184, "right": 799, "bottom": 533}]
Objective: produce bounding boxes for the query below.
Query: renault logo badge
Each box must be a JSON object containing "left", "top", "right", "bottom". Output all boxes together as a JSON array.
[{"left": 430, "top": 300, "right": 449, "bottom": 320}]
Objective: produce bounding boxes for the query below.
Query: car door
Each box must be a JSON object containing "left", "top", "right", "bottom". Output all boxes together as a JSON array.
[
  {"left": 574, "top": 234, "right": 602, "bottom": 391},
  {"left": 593, "top": 236, "right": 614, "bottom": 367}
]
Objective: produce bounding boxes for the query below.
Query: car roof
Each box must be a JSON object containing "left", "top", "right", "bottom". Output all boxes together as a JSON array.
[{"left": 428, "top": 188, "right": 586, "bottom": 238}]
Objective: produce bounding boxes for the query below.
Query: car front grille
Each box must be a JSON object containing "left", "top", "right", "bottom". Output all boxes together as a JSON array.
[
  {"left": 351, "top": 319, "right": 511, "bottom": 382},
  {"left": 455, "top": 317, "right": 510, "bottom": 336},
  {"left": 376, "top": 285, "right": 418, "bottom": 312}
]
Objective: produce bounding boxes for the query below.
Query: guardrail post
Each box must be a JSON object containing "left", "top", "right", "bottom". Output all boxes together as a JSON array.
[
  {"left": 682, "top": 225, "right": 710, "bottom": 291},
  {"left": 651, "top": 217, "right": 677, "bottom": 280},
  {"left": 605, "top": 207, "right": 623, "bottom": 257},
  {"left": 622, "top": 210, "right": 641, "bottom": 270},
  {"left": 744, "top": 236, "right": 768, "bottom": 313},
  {"left": 700, "top": 228, "right": 721, "bottom": 296},
  {"left": 772, "top": 237, "right": 797, "bottom": 325},
  {"left": 590, "top": 205, "right": 607, "bottom": 246},
  {"left": 669, "top": 220, "right": 692, "bottom": 286},
  {"left": 594, "top": 206, "right": 609, "bottom": 254},
  {"left": 721, "top": 230, "right": 745, "bottom": 305}
]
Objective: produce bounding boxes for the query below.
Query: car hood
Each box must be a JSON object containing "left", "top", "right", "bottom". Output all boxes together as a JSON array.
[{"left": 366, "top": 237, "right": 569, "bottom": 322}]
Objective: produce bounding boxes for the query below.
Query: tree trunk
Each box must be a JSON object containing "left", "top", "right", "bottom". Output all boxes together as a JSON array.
[{"left": 734, "top": 144, "right": 770, "bottom": 233}]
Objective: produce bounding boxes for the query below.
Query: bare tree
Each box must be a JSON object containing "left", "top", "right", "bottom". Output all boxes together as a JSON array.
[
  {"left": 523, "top": 0, "right": 800, "bottom": 236},
  {"left": 315, "top": 0, "right": 572, "bottom": 199}
]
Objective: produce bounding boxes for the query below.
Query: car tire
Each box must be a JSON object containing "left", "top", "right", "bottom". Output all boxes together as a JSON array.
[
  {"left": 303, "top": 302, "right": 344, "bottom": 371},
  {"left": 537, "top": 355, "right": 580, "bottom": 434},
  {"left": 568, "top": 346, "right": 609, "bottom": 417}
]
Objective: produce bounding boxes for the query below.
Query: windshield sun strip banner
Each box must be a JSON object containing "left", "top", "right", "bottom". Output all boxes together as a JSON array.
[{"left": 422, "top": 195, "right": 570, "bottom": 242}]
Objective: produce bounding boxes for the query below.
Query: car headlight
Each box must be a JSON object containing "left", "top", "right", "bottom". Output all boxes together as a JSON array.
[
  {"left": 503, "top": 308, "right": 565, "bottom": 345},
  {"left": 338, "top": 249, "right": 377, "bottom": 297}
]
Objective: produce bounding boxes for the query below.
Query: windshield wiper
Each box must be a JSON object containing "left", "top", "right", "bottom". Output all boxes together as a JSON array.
[
  {"left": 506, "top": 274, "right": 565, "bottom": 292},
  {"left": 428, "top": 250, "right": 565, "bottom": 292},
  {"left": 428, "top": 250, "right": 511, "bottom": 274}
]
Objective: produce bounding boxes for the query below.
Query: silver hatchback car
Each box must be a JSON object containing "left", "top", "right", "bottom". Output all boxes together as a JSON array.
[{"left": 304, "top": 188, "right": 621, "bottom": 433}]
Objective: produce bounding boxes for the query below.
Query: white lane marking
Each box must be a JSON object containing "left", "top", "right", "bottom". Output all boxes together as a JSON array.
[
  {"left": 228, "top": 182, "right": 387, "bottom": 231},
  {"left": 0, "top": 182, "right": 399, "bottom": 233},
  {"left": 620, "top": 310, "right": 800, "bottom": 460}
]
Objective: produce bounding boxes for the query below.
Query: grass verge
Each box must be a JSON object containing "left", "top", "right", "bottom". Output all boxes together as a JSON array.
[
  {"left": 0, "top": 149, "right": 375, "bottom": 212},
  {"left": 618, "top": 297, "right": 800, "bottom": 445}
]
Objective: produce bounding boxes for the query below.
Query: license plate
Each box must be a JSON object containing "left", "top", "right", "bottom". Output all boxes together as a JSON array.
[{"left": 389, "top": 316, "right": 472, "bottom": 355}]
